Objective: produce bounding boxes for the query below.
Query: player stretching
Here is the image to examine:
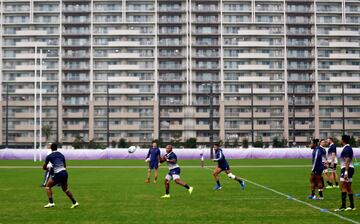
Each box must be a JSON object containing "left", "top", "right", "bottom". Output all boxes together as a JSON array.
[
  {"left": 213, "top": 143, "right": 245, "bottom": 190},
  {"left": 145, "top": 141, "right": 161, "bottom": 183},
  {"left": 335, "top": 135, "right": 356, "bottom": 211},
  {"left": 160, "top": 145, "right": 193, "bottom": 199},
  {"left": 43, "top": 143, "right": 79, "bottom": 208},
  {"left": 326, "top": 137, "right": 339, "bottom": 188},
  {"left": 308, "top": 139, "right": 325, "bottom": 200}
]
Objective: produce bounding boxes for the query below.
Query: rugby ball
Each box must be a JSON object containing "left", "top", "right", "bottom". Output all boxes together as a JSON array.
[{"left": 128, "top": 146, "right": 137, "bottom": 153}]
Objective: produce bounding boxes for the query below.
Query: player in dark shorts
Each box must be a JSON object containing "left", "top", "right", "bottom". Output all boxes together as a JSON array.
[
  {"left": 160, "top": 145, "right": 193, "bottom": 199},
  {"left": 43, "top": 143, "right": 79, "bottom": 208},
  {"left": 145, "top": 141, "right": 161, "bottom": 183},
  {"left": 335, "top": 135, "right": 356, "bottom": 211},
  {"left": 326, "top": 137, "right": 339, "bottom": 188},
  {"left": 213, "top": 143, "right": 245, "bottom": 190},
  {"left": 308, "top": 139, "right": 325, "bottom": 200}
]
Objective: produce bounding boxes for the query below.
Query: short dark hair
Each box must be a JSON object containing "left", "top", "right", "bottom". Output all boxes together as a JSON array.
[
  {"left": 328, "top": 137, "right": 333, "bottom": 142},
  {"left": 213, "top": 143, "right": 220, "bottom": 147},
  {"left": 311, "top": 139, "right": 319, "bottom": 145},
  {"left": 50, "top": 143, "right": 58, "bottom": 151},
  {"left": 342, "top": 135, "right": 350, "bottom": 144}
]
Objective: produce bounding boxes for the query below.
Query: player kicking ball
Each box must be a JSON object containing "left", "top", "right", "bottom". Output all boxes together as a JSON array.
[
  {"left": 213, "top": 143, "right": 245, "bottom": 190},
  {"left": 42, "top": 143, "right": 79, "bottom": 208},
  {"left": 160, "top": 144, "right": 193, "bottom": 199}
]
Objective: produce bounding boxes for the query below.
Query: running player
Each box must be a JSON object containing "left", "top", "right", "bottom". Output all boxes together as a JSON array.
[
  {"left": 308, "top": 139, "right": 325, "bottom": 200},
  {"left": 43, "top": 143, "right": 79, "bottom": 208},
  {"left": 335, "top": 135, "right": 356, "bottom": 211},
  {"left": 160, "top": 144, "right": 193, "bottom": 199},
  {"left": 145, "top": 141, "right": 161, "bottom": 183},
  {"left": 213, "top": 143, "right": 245, "bottom": 190},
  {"left": 326, "top": 137, "right": 339, "bottom": 188}
]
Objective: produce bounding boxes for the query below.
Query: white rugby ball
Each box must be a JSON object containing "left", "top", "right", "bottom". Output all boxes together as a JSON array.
[{"left": 128, "top": 146, "right": 137, "bottom": 153}]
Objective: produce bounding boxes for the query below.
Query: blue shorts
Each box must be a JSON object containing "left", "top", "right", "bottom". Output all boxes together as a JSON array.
[
  {"left": 149, "top": 161, "right": 159, "bottom": 170},
  {"left": 166, "top": 167, "right": 181, "bottom": 180},
  {"left": 218, "top": 162, "right": 230, "bottom": 171},
  {"left": 52, "top": 170, "right": 68, "bottom": 185}
]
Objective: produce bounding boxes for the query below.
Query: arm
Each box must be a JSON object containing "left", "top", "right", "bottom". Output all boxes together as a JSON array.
[
  {"left": 331, "top": 152, "right": 336, "bottom": 167},
  {"left": 145, "top": 149, "right": 151, "bottom": 159},
  {"left": 344, "top": 157, "right": 350, "bottom": 180},
  {"left": 213, "top": 151, "right": 222, "bottom": 161},
  {"left": 43, "top": 156, "right": 50, "bottom": 170}
]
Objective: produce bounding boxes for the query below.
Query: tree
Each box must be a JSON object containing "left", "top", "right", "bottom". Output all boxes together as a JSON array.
[
  {"left": 110, "top": 140, "right": 117, "bottom": 148},
  {"left": 184, "top": 138, "right": 197, "bottom": 148},
  {"left": 272, "top": 137, "right": 287, "bottom": 148},
  {"left": 242, "top": 138, "right": 249, "bottom": 148},
  {"left": 170, "top": 132, "right": 182, "bottom": 148},
  {"left": 42, "top": 124, "right": 52, "bottom": 143},
  {"left": 253, "top": 137, "right": 264, "bottom": 148},
  {"left": 72, "top": 136, "right": 86, "bottom": 149},
  {"left": 232, "top": 139, "right": 239, "bottom": 148},
  {"left": 118, "top": 138, "right": 131, "bottom": 148},
  {"left": 349, "top": 136, "right": 358, "bottom": 147},
  {"left": 333, "top": 137, "right": 341, "bottom": 147},
  {"left": 88, "top": 139, "right": 105, "bottom": 149}
]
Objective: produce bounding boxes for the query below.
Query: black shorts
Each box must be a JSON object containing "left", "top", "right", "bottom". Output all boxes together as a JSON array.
[
  {"left": 328, "top": 163, "right": 337, "bottom": 172},
  {"left": 149, "top": 161, "right": 159, "bottom": 170},
  {"left": 340, "top": 167, "right": 355, "bottom": 182},
  {"left": 52, "top": 170, "right": 68, "bottom": 185}
]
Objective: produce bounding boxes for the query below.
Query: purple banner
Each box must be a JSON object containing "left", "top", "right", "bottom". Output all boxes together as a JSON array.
[{"left": 1, "top": 148, "right": 360, "bottom": 160}]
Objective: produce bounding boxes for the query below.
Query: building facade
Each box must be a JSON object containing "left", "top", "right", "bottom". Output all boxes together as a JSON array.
[{"left": 0, "top": 0, "right": 359, "bottom": 146}]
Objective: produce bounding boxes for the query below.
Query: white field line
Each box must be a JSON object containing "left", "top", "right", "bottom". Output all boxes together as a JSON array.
[{"left": 204, "top": 167, "right": 360, "bottom": 224}]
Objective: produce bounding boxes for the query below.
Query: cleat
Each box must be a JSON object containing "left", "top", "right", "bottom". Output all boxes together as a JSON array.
[
  {"left": 44, "top": 203, "right": 55, "bottom": 208},
  {"left": 188, "top": 186, "right": 194, "bottom": 195},
  {"left": 334, "top": 207, "right": 345, "bottom": 212},
  {"left": 326, "top": 185, "right": 333, "bottom": 189},
  {"left": 307, "top": 195, "right": 317, "bottom": 200},
  {"left": 70, "top": 202, "right": 79, "bottom": 209},
  {"left": 318, "top": 197, "right": 324, "bottom": 200},
  {"left": 334, "top": 185, "right": 339, "bottom": 189},
  {"left": 240, "top": 180, "right": 245, "bottom": 190},
  {"left": 213, "top": 185, "right": 222, "bottom": 190},
  {"left": 345, "top": 207, "right": 356, "bottom": 211},
  {"left": 161, "top": 194, "right": 170, "bottom": 199},
  {"left": 153, "top": 180, "right": 157, "bottom": 184},
  {"left": 145, "top": 179, "right": 150, "bottom": 183}
]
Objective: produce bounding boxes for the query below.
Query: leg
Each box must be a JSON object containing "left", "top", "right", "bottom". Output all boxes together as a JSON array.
[
  {"left": 225, "top": 169, "right": 242, "bottom": 182},
  {"left": 154, "top": 168, "right": 158, "bottom": 182},
  {"left": 146, "top": 168, "right": 151, "bottom": 182},
  {"left": 341, "top": 181, "right": 347, "bottom": 208},
  {"left": 45, "top": 178, "right": 56, "bottom": 203},
  {"left": 165, "top": 179, "right": 170, "bottom": 195},
  {"left": 310, "top": 174, "right": 315, "bottom": 197},
  {"left": 213, "top": 167, "right": 222, "bottom": 186},
  {"left": 61, "top": 182, "right": 77, "bottom": 205},
  {"left": 317, "top": 175, "right": 323, "bottom": 198},
  {"left": 347, "top": 182, "right": 354, "bottom": 208},
  {"left": 174, "top": 178, "right": 190, "bottom": 189}
]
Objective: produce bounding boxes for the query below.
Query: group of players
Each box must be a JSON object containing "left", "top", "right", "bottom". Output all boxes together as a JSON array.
[
  {"left": 41, "top": 135, "right": 355, "bottom": 212},
  {"left": 309, "top": 134, "right": 356, "bottom": 211}
]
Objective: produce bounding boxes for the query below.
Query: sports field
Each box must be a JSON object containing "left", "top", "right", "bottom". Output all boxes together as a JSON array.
[{"left": 0, "top": 159, "right": 359, "bottom": 224}]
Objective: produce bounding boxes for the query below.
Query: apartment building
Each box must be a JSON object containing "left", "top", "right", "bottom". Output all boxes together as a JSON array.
[{"left": 0, "top": 0, "right": 359, "bottom": 146}]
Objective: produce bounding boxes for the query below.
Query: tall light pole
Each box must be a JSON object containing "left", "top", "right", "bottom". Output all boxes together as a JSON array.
[
  {"left": 342, "top": 82, "right": 345, "bottom": 135},
  {"left": 39, "top": 49, "right": 43, "bottom": 161},
  {"left": 5, "top": 82, "right": 9, "bottom": 148},
  {"left": 202, "top": 82, "right": 214, "bottom": 159},
  {"left": 34, "top": 46, "right": 38, "bottom": 161},
  {"left": 292, "top": 85, "right": 296, "bottom": 147},
  {"left": 107, "top": 82, "right": 110, "bottom": 147}
]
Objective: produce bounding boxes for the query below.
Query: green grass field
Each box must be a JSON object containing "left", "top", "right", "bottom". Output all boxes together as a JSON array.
[{"left": 0, "top": 159, "right": 359, "bottom": 224}]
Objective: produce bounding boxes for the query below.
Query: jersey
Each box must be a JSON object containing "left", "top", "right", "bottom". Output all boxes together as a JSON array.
[
  {"left": 340, "top": 144, "right": 354, "bottom": 169},
  {"left": 165, "top": 151, "right": 179, "bottom": 170},
  {"left": 312, "top": 146, "right": 325, "bottom": 173},
  {"left": 327, "top": 143, "right": 338, "bottom": 164},
  {"left": 214, "top": 148, "right": 229, "bottom": 168},
  {"left": 45, "top": 151, "right": 66, "bottom": 174},
  {"left": 146, "top": 147, "right": 160, "bottom": 163}
]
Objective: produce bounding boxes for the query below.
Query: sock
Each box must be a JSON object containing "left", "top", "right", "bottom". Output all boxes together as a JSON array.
[
  {"left": 311, "top": 190, "right": 315, "bottom": 197},
  {"left": 184, "top": 184, "right": 190, "bottom": 190},
  {"left": 70, "top": 197, "right": 77, "bottom": 204},
  {"left": 327, "top": 181, "right": 333, "bottom": 186},
  {"left": 166, "top": 189, "right": 169, "bottom": 195},
  {"left": 319, "top": 190, "right": 323, "bottom": 198},
  {"left": 335, "top": 182, "right": 339, "bottom": 186},
  {"left": 349, "top": 194, "right": 354, "bottom": 208},
  {"left": 321, "top": 177, "right": 325, "bottom": 187},
  {"left": 216, "top": 180, "right": 221, "bottom": 186},
  {"left": 155, "top": 177, "right": 157, "bottom": 181},
  {"left": 49, "top": 198, "right": 54, "bottom": 204},
  {"left": 341, "top": 192, "right": 347, "bottom": 208}
]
